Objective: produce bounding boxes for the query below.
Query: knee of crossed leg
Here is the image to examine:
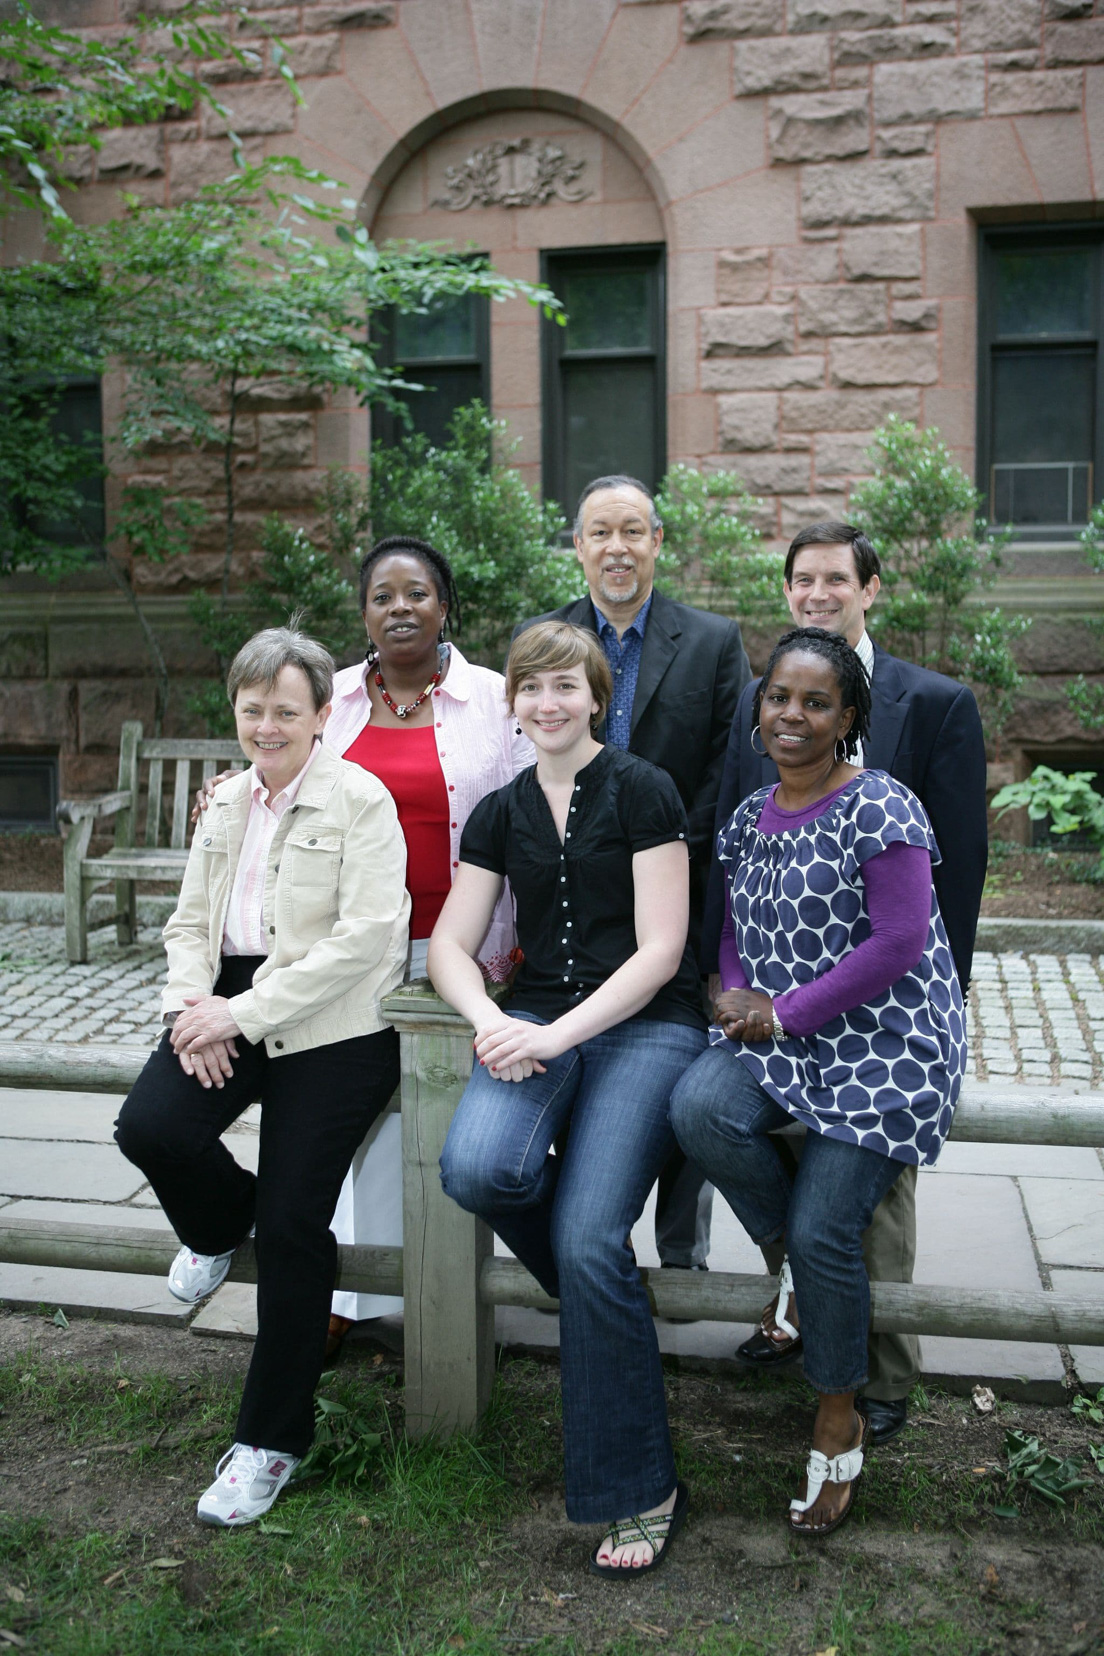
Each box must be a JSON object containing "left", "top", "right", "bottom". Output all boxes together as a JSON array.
[
  {"left": 114, "top": 1094, "right": 190, "bottom": 1171},
  {"left": 439, "top": 1136, "right": 535, "bottom": 1217},
  {"left": 669, "top": 1074, "right": 738, "bottom": 1171}
]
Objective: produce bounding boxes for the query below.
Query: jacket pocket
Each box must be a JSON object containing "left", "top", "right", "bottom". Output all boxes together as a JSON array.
[{"left": 284, "top": 827, "right": 342, "bottom": 887}]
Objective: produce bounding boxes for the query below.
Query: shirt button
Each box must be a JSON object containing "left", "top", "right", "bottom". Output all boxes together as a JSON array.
[
  {"left": 451, "top": 822, "right": 457, "bottom": 829},
  {"left": 269, "top": 925, "right": 275, "bottom": 934},
  {"left": 274, "top": 1040, "right": 284, "bottom": 1050},
  {"left": 452, "top": 860, "right": 459, "bottom": 868},
  {"left": 565, "top": 832, "right": 571, "bottom": 839},
  {"left": 563, "top": 976, "right": 569, "bottom": 983},
  {"left": 562, "top": 937, "right": 567, "bottom": 944},
  {"left": 308, "top": 838, "right": 317, "bottom": 846},
  {"left": 202, "top": 837, "right": 211, "bottom": 846},
  {"left": 616, "top": 668, "right": 622, "bottom": 674},
  {"left": 448, "top": 785, "right": 455, "bottom": 792},
  {"left": 436, "top": 722, "right": 442, "bottom": 728},
  {"left": 434, "top": 690, "right": 441, "bottom": 696},
  {"left": 570, "top": 807, "right": 576, "bottom": 813},
  {"left": 566, "top": 920, "right": 572, "bottom": 927},
  {"left": 562, "top": 900, "right": 568, "bottom": 907},
  {"left": 561, "top": 878, "right": 566, "bottom": 884},
  {"left": 567, "top": 959, "right": 574, "bottom": 965}
]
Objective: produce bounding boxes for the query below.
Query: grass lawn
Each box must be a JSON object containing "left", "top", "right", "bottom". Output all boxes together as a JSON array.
[{"left": 0, "top": 1319, "right": 1102, "bottom": 1655}]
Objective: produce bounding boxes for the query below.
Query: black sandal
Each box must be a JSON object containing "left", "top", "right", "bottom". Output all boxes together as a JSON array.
[{"left": 589, "top": 1481, "right": 689, "bottom": 1579}]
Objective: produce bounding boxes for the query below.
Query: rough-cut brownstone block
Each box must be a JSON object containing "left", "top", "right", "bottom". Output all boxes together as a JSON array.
[
  {"left": 892, "top": 297, "right": 939, "bottom": 330},
  {"left": 802, "top": 158, "right": 935, "bottom": 227},
  {"left": 718, "top": 393, "right": 779, "bottom": 450},
  {"left": 990, "top": 51, "right": 1041, "bottom": 70},
  {"left": 768, "top": 92, "right": 870, "bottom": 164},
  {"left": 734, "top": 37, "right": 831, "bottom": 93},
  {"left": 1044, "top": 18, "right": 1104, "bottom": 63},
  {"left": 873, "top": 57, "right": 985, "bottom": 125},
  {"left": 798, "top": 284, "right": 888, "bottom": 334},
  {"left": 789, "top": 0, "right": 897, "bottom": 28},
  {"left": 204, "top": 82, "right": 296, "bottom": 136},
  {"left": 95, "top": 128, "right": 165, "bottom": 178},
  {"left": 874, "top": 125, "right": 935, "bottom": 155},
  {"left": 683, "top": 0, "right": 784, "bottom": 38},
  {"left": 778, "top": 492, "right": 848, "bottom": 536},
  {"left": 1044, "top": 0, "right": 1092, "bottom": 15},
  {"left": 702, "top": 356, "right": 827, "bottom": 390},
  {"left": 774, "top": 242, "right": 840, "bottom": 284},
  {"left": 988, "top": 69, "right": 1083, "bottom": 115},
  {"left": 257, "top": 414, "right": 315, "bottom": 468},
  {"left": 816, "top": 432, "right": 873, "bottom": 474},
  {"left": 0, "top": 631, "right": 47, "bottom": 679},
  {"left": 731, "top": 451, "right": 812, "bottom": 493},
  {"left": 960, "top": 0, "right": 1042, "bottom": 53},
  {"left": 702, "top": 306, "right": 795, "bottom": 355},
  {"left": 907, "top": 1, "right": 957, "bottom": 18},
  {"left": 834, "top": 24, "right": 954, "bottom": 62},
  {"left": 829, "top": 334, "right": 939, "bottom": 385},
  {"left": 717, "top": 249, "right": 772, "bottom": 303},
  {"left": 782, "top": 385, "right": 922, "bottom": 429},
  {"left": 281, "top": 34, "right": 344, "bottom": 77},
  {"left": 302, "top": 2, "right": 396, "bottom": 30},
  {"left": 0, "top": 682, "right": 75, "bottom": 745},
  {"left": 195, "top": 51, "right": 265, "bottom": 84},
  {"left": 238, "top": 380, "right": 327, "bottom": 411}
]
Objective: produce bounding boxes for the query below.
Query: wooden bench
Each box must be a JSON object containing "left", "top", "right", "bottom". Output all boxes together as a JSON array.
[{"left": 56, "top": 720, "right": 244, "bottom": 964}]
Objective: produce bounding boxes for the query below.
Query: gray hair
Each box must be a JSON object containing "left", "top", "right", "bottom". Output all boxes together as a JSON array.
[
  {"left": 226, "top": 621, "right": 335, "bottom": 713},
  {"left": 573, "top": 474, "right": 662, "bottom": 539}
]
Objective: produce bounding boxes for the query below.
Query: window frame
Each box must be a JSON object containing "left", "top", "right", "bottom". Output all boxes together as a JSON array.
[
  {"left": 540, "top": 243, "right": 667, "bottom": 524},
  {"left": 976, "top": 222, "right": 1104, "bottom": 544},
  {"left": 370, "top": 287, "right": 491, "bottom": 451}
]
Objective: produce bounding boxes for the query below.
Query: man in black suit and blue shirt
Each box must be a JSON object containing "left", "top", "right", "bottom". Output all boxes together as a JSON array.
[
  {"left": 701, "top": 520, "right": 988, "bottom": 1442},
  {"left": 516, "top": 474, "right": 751, "bottom": 1272}
]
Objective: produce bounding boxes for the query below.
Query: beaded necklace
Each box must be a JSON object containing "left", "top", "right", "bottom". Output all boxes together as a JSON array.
[{"left": 373, "top": 659, "right": 443, "bottom": 719}]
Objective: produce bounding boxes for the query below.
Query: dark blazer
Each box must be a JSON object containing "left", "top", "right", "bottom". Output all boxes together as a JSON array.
[
  {"left": 700, "top": 641, "right": 988, "bottom": 992},
  {"left": 513, "top": 590, "right": 751, "bottom": 873}
]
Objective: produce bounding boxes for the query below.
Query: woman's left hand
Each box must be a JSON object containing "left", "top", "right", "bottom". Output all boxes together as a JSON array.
[
  {"left": 474, "top": 1018, "right": 557, "bottom": 1082},
  {"left": 714, "top": 989, "right": 775, "bottom": 1043},
  {"left": 171, "top": 995, "right": 243, "bottom": 1054}
]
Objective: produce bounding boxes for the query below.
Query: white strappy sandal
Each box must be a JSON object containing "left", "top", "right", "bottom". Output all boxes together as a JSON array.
[
  {"left": 788, "top": 1411, "right": 870, "bottom": 1538},
  {"left": 774, "top": 1256, "right": 800, "bottom": 1342}
]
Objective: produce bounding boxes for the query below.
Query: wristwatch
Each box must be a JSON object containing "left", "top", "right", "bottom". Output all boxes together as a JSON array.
[{"left": 770, "top": 1006, "right": 786, "bottom": 1041}]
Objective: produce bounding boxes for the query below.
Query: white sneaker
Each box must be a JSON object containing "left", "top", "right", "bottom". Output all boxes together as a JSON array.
[
  {"left": 196, "top": 1443, "right": 301, "bottom": 1528},
  {"left": 167, "top": 1244, "right": 235, "bottom": 1303}
]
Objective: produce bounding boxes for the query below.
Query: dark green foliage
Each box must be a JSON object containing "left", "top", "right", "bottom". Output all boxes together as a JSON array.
[
  {"left": 850, "top": 416, "right": 1028, "bottom": 744},
  {"left": 369, "top": 401, "right": 578, "bottom": 665},
  {"left": 654, "top": 462, "right": 788, "bottom": 628}
]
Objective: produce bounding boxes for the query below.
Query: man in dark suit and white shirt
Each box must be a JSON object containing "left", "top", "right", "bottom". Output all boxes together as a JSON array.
[
  {"left": 701, "top": 520, "right": 988, "bottom": 1443},
  {"left": 516, "top": 474, "right": 751, "bottom": 1272}
]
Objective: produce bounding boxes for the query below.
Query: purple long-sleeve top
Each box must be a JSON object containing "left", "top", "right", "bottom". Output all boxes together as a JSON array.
[{"left": 717, "top": 779, "right": 934, "bottom": 1037}]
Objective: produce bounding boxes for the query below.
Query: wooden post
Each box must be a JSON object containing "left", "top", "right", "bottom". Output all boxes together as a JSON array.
[
  {"left": 383, "top": 984, "right": 494, "bottom": 1439},
  {"left": 115, "top": 722, "right": 141, "bottom": 946}
]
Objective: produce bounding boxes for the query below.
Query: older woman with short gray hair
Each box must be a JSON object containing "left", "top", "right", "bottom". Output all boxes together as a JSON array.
[{"left": 115, "top": 623, "right": 410, "bottom": 1529}]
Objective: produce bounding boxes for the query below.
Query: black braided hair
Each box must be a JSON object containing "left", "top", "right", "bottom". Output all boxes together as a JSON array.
[
  {"left": 357, "top": 534, "right": 462, "bottom": 636},
  {"left": 752, "top": 626, "right": 871, "bottom": 759}
]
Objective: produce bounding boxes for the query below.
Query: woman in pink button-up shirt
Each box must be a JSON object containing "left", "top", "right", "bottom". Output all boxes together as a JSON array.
[{"left": 325, "top": 535, "right": 533, "bottom": 1343}]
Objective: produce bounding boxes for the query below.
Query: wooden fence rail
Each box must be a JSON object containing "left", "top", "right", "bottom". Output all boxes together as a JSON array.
[{"left": 2, "top": 983, "right": 1103, "bottom": 1438}]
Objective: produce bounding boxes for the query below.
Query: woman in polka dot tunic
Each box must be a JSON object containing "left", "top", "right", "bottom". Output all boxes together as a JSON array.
[{"left": 671, "top": 626, "right": 966, "bottom": 1538}]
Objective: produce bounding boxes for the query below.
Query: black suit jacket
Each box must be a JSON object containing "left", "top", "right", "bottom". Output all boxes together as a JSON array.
[
  {"left": 513, "top": 590, "right": 751, "bottom": 889},
  {"left": 700, "top": 641, "right": 988, "bottom": 991}
]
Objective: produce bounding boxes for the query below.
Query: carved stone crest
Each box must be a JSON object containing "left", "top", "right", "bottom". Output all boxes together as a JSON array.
[{"left": 432, "top": 137, "right": 590, "bottom": 211}]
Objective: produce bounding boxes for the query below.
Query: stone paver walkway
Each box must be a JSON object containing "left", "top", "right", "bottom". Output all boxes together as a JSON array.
[{"left": 1, "top": 922, "right": 1103, "bottom": 1397}]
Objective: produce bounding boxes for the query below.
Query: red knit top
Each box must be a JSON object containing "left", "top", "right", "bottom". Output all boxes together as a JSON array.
[{"left": 342, "top": 723, "right": 451, "bottom": 939}]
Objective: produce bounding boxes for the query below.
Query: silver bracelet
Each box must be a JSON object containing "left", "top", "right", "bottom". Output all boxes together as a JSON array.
[{"left": 770, "top": 1010, "right": 786, "bottom": 1041}]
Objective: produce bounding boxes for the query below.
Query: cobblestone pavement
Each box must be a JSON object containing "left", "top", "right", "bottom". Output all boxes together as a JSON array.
[{"left": 4, "top": 923, "right": 1104, "bottom": 1089}]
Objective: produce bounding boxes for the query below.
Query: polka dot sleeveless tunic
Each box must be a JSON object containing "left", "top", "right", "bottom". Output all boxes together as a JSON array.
[{"left": 713, "top": 769, "right": 967, "bottom": 1167}]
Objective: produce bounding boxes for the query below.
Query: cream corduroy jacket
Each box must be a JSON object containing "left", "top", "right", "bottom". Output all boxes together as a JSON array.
[{"left": 161, "top": 743, "right": 411, "bottom": 1056}]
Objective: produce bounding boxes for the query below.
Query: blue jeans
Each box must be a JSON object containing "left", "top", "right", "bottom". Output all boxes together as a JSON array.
[
  {"left": 440, "top": 1014, "right": 706, "bottom": 1524},
  {"left": 670, "top": 1046, "right": 904, "bottom": 1395}
]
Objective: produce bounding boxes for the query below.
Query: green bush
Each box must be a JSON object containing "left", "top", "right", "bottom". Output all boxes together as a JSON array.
[
  {"left": 991, "top": 765, "right": 1104, "bottom": 873},
  {"left": 850, "top": 415, "right": 1028, "bottom": 746},
  {"left": 369, "top": 401, "right": 577, "bottom": 665},
  {"left": 654, "top": 462, "right": 787, "bottom": 629}
]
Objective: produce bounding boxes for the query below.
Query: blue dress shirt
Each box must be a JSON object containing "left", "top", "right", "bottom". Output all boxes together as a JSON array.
[{"left": 592, "top": 593, "right": 653, "bottom": 751}]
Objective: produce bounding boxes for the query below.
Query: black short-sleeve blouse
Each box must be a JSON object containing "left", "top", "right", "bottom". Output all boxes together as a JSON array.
[{"left": 460, "top": 745, "right": 705, "bottom": 1029}]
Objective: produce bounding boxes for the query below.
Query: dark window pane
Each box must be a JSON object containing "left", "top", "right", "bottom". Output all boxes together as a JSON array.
[
  {"left": 996, "top": 247, "right": 1093, "bottom": 337},
  {"left": 992, "top": 462, "right": 1091, "bottom": 526},
  {"left": 992, "top": 350, "right": 1094, "bottom": 464},
  {"left": 388, "top": 366, "right": 485, "bottom": 449},
  {"left": 562, "top": 268, "right": 651, "bottom": 352},
  {"left": 0, "top": 756, "right": 57, "bottom": 829},
  {"left": 562, "top": 359, "right": 656, "bottom": 505},
  {"left": 392, "top": 293, "right": 476, "bottom": 361},
  {"left": 29, "top": 380, "right": 104, "bottom": 546}
]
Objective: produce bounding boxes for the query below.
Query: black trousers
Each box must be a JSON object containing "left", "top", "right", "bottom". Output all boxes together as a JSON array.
[{"left": 114, "top": 956, "right": 399, "bottom": 1456}]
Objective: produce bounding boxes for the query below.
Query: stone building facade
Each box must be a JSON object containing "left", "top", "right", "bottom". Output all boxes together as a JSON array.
[{"left": 3, "top": 0, "right": 1104, "bottom": 805}]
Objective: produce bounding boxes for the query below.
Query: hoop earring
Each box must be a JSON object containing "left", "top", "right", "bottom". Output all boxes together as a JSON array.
[
  {"left": 750, "top": 724, "right": 767, "bottom": 756},
  {"left": 834, "top": 738, "right": 848, "bottom": 763}
]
